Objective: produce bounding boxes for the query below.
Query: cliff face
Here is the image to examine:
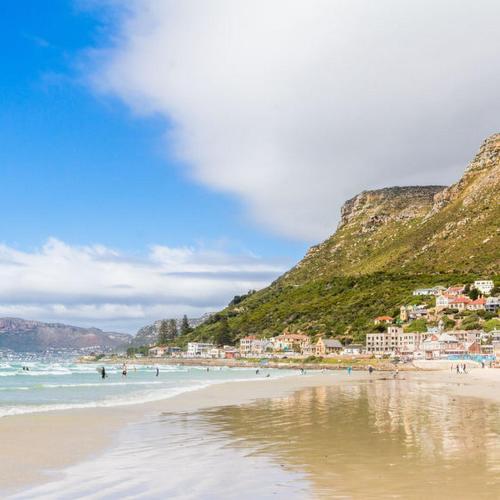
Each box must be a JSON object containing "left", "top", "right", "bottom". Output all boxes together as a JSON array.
[
  {"left": 339, "top": 186, "right": 445, "bottom": 231},
  {"left": 0, "top": 318, "right": 130, "bottom": 352},
  {"left": 189, "top": 134, "right": 499, "bottom": 341}
]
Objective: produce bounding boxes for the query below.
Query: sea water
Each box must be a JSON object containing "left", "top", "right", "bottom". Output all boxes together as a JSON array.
[{"left": 0, "top": 358, "right": 293, "bottom": 418}]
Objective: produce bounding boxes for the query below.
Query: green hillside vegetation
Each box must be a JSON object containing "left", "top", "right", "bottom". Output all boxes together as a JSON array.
[{"left": 180, "top": 134, "right": 500, "bottom": 346}]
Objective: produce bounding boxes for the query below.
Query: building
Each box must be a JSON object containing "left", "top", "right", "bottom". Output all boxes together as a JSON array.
[
  {"left": 413, "top": 288, "right": 435, "bottom": 296},
  {"left": 239, "top": 336, "right": 273, "bottom": 356},
  {"left": 148, "top": 346, "right": 168, "bottom": 357},
  {"left": 374, "top": 315, "right": 393, "bottom": 325},
  {"left": 466, "top": 298, "right": 486, "bottom": 311},
  {"left": 342, "top": 344, "right": 364, "bottom": 355},
  {"left": 316, "top": 338, "right": 343, "bottom": 356},
  {"left": 486, "top": 297, "right": 500, "bottom": 312},
  {"left": 187, "top": 342, "right": 214, "bottom": 357},
  {"left": 366, "top": 326, "right": 421, "bottom": 355},
  {"left": 437, "top": 294, "right": 472, "bottom": 311},
  {"left": 400, "top": 305, "right": 428, "bottom": 322},
  {"left": 446, "top": 285, "right": 466, "bottom": 296},
  {"left": 474, "top": 280, "right": 494, "bottom": 295},
  {"left": 273, "top": 333, "right": 309, "bottom": 352}
]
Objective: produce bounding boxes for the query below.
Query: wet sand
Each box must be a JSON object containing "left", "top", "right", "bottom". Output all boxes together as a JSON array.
[{"left": 2, "top": 369, "right": 500, "bottom": 496}]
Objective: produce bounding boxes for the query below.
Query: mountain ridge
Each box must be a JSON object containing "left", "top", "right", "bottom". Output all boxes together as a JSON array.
[
  {"left": 185, "top": 133, "right": 499, "bottom": 343},
  {"left": 0, "top": 317, "right": 130, "bottom": 352}
]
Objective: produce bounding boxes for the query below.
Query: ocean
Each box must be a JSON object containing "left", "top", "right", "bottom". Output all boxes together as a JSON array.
[{"left": 0, "top": 358, "right": 293, "bottom": 418}]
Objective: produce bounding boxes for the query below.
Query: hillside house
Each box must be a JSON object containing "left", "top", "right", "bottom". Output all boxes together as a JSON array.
[
  {"left": 466, "top": 298, "right": 486, "bottom": 311},
  {"left": 486, "top": 297, "right": 500, "bottom": 312},
  {"left": 374, "top": 315, "right": 393, "bottom": 325},
  {"left": 473, "top": 280, "right": 494, "bottom": 295}
]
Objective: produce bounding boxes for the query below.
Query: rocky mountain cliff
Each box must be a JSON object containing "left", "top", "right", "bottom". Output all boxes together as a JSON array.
[
  {"left": 187, "top": 134, "right": 499, "bottom": 343},
  {"left": 0, "top": 318, "right": 130, "bottom": 352}
]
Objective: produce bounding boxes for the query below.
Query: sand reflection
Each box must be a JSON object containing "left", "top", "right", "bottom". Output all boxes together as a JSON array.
[{"left": 200, "top": 379, "right": 500, "bottom": 499}]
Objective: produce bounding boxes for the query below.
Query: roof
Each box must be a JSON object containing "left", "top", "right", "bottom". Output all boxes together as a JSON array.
[
  {"left": 438, "top": 333, "right": 458, "bottom": 343},
  {"left": 450, "top": 296, "right": 471, "bottom": 304},
  {"left": 321, "top": 338, "right": 343, "bottom": 348},
  {"left": 469, "top": 298, "right": 486, "bottom": 305},
  {"left": 375, "top": 315, "right": 393, "bottom": 321}
]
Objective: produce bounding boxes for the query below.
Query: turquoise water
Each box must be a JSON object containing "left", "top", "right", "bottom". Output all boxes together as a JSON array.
[{"left": 0, "top": 358, "right": 290, "bottom": 417}]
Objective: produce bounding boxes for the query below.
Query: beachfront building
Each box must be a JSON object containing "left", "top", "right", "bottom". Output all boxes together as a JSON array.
[
  {"left": 473, "top": 280, "right": 494, "bottom": 295},
  {"left": 148, "top": 346, "right": 168, "bottom": 357},
  {"left": 187, "top": 342, "right": 215, "bottom": 358},
  {"left": 273, "top": 333, "right": 310, "bottom": 353},
  {"left": 365, "top": 326, "right": 422, "bottom": 355},
  {"left": 342, "top": 344, "right": 364, "bottom": 355},
  {"left": 374, "top": 315, "right": 393, "bottom": 325},
  {"left": 239, "top": 336, "right": 272, "bottom": 356},
  {"left": 316, "top": 338, "right": 343, "bottom": 356}
]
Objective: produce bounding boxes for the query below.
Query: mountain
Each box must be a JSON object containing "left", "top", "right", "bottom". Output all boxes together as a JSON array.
[
  {"left": 0, "top": 318, "right": 131, "bottom": 353},
  {"left": 187, "top": 134, "right": 500, "bottom": 343},
  {"left": 129, "top": 314, "right": 214, "bottom": 347}
]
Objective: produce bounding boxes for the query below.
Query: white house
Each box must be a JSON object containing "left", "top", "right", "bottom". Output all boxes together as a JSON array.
[
  {"left": 474, "top": 280, "right": 494, "bottom": 295},
  {"left": 187, "top": 342, "right": 214, "bottom": 357},
  {"left": 486, "top": 297, "right": 500, "bottom": 312}
]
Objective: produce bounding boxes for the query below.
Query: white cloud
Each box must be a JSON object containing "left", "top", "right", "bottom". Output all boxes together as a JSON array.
[
  {"left": 90, "top": 0, "right": 500, "bottom": 240},
  {"left": 0, "top": 238, "right": 286, "bottom": 332}
]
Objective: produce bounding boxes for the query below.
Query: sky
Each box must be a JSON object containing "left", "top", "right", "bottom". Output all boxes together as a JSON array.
[{"left": 1, "top": 1, "right": 499, "bottom": 333}]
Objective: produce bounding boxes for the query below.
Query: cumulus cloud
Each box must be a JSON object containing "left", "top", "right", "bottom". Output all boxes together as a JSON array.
[
  {"left": 0, "top": 239, "right": 286, "bottom": 332},
  {"left": 90, "top": 0, "right": 500, "bottom": 240}
]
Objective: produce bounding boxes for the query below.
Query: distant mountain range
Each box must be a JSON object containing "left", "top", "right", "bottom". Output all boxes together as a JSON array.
[{"left": 0, "top": 318, "right": 131, "bottom": 353}]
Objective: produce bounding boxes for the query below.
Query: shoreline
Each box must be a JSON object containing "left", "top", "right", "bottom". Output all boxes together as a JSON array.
[
  {"left": 80, "top": 355, "right": 417, "bottom": 371},
  {"left": 2, "top": 368, "right": 500, "bottom": 495}
]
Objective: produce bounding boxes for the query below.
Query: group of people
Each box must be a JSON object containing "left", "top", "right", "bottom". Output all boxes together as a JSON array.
[
  {"left": 452, "top": 363, "right": 468, "bottom": 374},
  {"left": 99, "top": 364, "right": 160, "bottom": 379}
]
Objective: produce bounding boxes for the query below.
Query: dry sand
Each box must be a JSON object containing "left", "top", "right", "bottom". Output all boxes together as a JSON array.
[{"left": 1, "top": 368, "right": 500, "bottom": 495}]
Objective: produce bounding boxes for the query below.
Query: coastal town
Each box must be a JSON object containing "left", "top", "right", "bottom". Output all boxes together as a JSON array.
[{"left": 143, "top": 279, "right": 500, "bottom": 366}]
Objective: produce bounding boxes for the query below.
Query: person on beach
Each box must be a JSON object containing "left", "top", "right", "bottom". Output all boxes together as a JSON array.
[
  {"left": 393, "top": 368, "right": 399, "bottom": 379},
  {"left": 347, "top": 366, "right": 352, "bottom": 376},
  {"left": 368, "top": 365, "right": 374, "bottom": 375},
  {"left": 463, "top": 363, "right": 467, "bottom": 374},
  {"left": 456, "top": 364, "right": 460, "bottom": 374}
]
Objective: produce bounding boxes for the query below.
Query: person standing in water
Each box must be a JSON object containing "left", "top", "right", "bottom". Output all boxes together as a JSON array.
[
  {"left": 122, "top": 364, "right": 127, "bottom": 377},
  {"left": 101, "top": 366, "right": 106, "bottom": 379},
  {"left": 156, "top": 367, "right": 159, "bottom": 377}
]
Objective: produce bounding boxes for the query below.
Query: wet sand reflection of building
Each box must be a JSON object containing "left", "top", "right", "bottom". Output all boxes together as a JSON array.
[{"left": 200, "top": 379, "right": 500, "bottom": 498}]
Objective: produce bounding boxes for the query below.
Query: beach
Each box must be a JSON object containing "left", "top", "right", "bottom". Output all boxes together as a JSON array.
[{"left": 2, "top": 367, "right": 500, "bottom": 498}]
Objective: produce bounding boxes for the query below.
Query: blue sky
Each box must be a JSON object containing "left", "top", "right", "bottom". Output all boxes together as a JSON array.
[
  {"left": 1, "top": 1, "right": 498, "bottom": 332},
  {"left": 0, "top": 1, "right": 305, "bottom": 258}
]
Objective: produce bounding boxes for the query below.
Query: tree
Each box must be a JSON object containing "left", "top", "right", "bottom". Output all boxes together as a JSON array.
[
  {"left": 468, "top": 288, "right": 479, "bottom": 300},
  {"left": 180, "top": 314, "right": 192, "bottom": 335},
  {"left": 215, "top": 317, "right": 232, "bottom": 346},
  {"left": 168, "top": 319, "right": 178, "bottom": 339},
  {"left": 157, "top": 320, "right": 170, "bottom": 345}
]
